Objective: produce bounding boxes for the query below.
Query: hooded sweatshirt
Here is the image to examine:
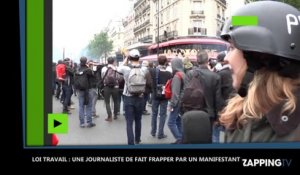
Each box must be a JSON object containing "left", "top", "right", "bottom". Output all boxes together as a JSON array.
[{"left": 169, "top": 58, "right": 186, "bottom": 108}]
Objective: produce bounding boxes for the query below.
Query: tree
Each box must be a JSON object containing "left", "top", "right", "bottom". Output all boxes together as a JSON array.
[
  {"left": 280, "top": 0, "right": 300, "bottom": 9},
  {"left": 87, "top": 31, "right": 113, "bottom": 61},
  {"left": 254, "top": 0, "right": 300, "bottom": 10}
]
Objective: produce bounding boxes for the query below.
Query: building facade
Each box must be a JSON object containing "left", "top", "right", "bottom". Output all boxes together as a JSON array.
[
  {"left": 133, "top": 0, "right": 153, "bottom": 43},
  {"left": 118, "top": 0, "right": 256, "bottom": 48},
  {"left": 123, "top": 12, "right": 136, "bottom": 47},
  {"left": 105, "top": 19, "right": 125, "bottom": 62},
  {"left": 148, "top": 0, "right": 227, "bottom": 43}
]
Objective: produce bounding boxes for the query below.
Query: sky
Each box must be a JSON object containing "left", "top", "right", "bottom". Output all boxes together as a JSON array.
[{"left": 53, "top": 0, "right": 133, "bottom": 62}]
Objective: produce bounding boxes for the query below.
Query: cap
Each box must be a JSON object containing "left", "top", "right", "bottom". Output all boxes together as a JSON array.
[{"left": 129, "top": 49, "right": 140, "bottom": 58}]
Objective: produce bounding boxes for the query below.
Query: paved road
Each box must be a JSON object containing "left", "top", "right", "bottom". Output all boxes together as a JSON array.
[{"left": 53, "top": 95, "right": 175, "bottom": 146}]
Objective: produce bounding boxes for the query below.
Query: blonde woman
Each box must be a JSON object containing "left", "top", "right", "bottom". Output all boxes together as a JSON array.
[{"left": 219, "top": 1, "right": 300, "bottom": 142}]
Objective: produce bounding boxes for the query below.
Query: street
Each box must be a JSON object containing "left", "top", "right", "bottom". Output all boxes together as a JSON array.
[{"left": 53, "top": 95, "right": 174, "bottom": 146}]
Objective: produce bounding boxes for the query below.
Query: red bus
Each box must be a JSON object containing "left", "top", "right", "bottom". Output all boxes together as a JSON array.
[{"left": 140, "top": 36, "right": 229, "bottom": 63}]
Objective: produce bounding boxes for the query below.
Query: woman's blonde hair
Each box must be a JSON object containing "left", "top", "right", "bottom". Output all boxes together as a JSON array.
[{"left": 219, "top": 68, "right": 300, "bottom": 129}]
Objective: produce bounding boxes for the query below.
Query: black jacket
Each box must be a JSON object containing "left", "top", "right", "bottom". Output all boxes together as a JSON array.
[
  {"left": 150, "top": 67, "right": 172, "bottom": 100},
  {"left": 186, "top": 66, "right": 224, "bottom": 120},
  {"left": 216, "top": 65, "right": 235, "bottom": 104},
  {"left": 144, "top": 70, "right": 153, "bottom": 94},
  {"left": 78, "top": 65, "right": 94, "bottom": 89}
]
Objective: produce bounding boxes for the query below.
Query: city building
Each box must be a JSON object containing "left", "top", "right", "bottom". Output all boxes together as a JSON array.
[
  {"left": 133, "top": 0, "right": 153, "bottom": 43},
  {"left": 120, "top": 0, "right": 256, "bottom": 47},
  {"left": 123, "top": 12, "right": 136, "bottom": 47},
  {"left": 225, "top": 0, "right": 255, "bottom": 19},
  {"left": 148, "top": 0, "right": 227, "bottom": 43}
]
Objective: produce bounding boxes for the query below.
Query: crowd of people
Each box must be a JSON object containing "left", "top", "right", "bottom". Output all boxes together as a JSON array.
[{"left": 53, "top": 1, "right": 300, "bottom": 145}]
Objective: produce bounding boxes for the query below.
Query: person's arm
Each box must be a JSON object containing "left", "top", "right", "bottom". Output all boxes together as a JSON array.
[
  {"left": 117, "top": 57, "right": 130, "bottom": 74},
  {"left": 121, "top": 56, "right": 129, "bottom": 66},
  {"left": 169, "top": 73, "right": 183, "bottom": 109}
]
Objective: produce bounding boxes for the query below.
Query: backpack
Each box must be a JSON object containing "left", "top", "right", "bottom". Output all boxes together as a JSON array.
[
  {"left": 181, "top": 69, "right": 206, "bottom": 113},
  {"left": 56, "top": 64, "right": 66, "bottom": 81},
  {"left": 164, "top": 72, "right": 183, "bottom": 100},
  {"left": 127, "top": 65, "right": 146, "bottom": 95},
  {"left": 117, "top": 73, "right": 125, "bottom": 89},
  {"left": 103, "top": 67, "right": 118, "bottom": 88},
  {"left": 155, "top": 68, "right": 166, "bottom": 99},
  {"left": 74, "top": 69, "right": 89, "bottom": 90}
]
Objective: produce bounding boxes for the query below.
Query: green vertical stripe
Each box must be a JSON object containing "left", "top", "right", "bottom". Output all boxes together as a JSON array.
[
  {"left": 232, "top": 16, "right": 258, "bottom": 26},
  {"left": 27, "top": 0, "right": 44, "bottom": 146}
]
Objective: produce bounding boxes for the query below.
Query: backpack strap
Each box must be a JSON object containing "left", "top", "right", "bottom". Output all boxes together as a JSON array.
[
  {"left": 155, "top": 68, "right": 160, "bottom": 85},
  {"left": 174, "top": 71, "right": 184, "bottom": 90},
  {"left": 175, "top": 71, "right": 183, "bottom": 80},
  {"left": 188, "top": 69, "right": 200, "bottom": 80},
  {"left": 103, "top": 67, "right": 111, "bottom": 80},
  {"left": 100, "top": 67, "right": 111, "bottom": 86}
]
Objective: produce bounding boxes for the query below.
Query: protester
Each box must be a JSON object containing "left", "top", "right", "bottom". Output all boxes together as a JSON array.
[
  {"left": 76, "top": 57, "right": 96, "bottom": 128},
  {"left": 185, "top": 51, "right": 224, "bottom": 143},
  {"left": 167, "top": 58, "right": 186, "bottom": 144},
  {"left": 117, "top": 49, "right": 148, "bottom": 145},
  {"left": 61, "top": 58, "right": 74, "bottom": 114},
  {"left": 88, "top": 60, "right": 100, "bottom": 118},
  {"left": 215, "top": 51, "right": 235, "bottom": 103},
  {"left": 141, "top": 60, "right": 152, "bottom": 115},
  {"left": 150, "top": 55, "right": 172, "bottom": 139},
  {"left": 101, "top": 57, "right": 119, "bottom": 121}
]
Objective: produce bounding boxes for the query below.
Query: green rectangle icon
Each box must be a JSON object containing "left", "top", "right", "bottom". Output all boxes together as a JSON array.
[
  {"left": 26, "top": 0, "right": 44, "bottom": 146},
  {"left": 232, "top": 16, "right": 258, "bottom": 26},
  {"left": 48, "top": 114, "right": 68, "bottom": 134}
]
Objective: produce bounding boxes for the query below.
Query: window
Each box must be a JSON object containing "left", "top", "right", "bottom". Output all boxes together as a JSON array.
[
  {"left": 193, "top": 20, "right": 204, "bottom": 34},
  {"left": 193, "top": 1, "right": 203, "bottom": 11},
  {"left": 193, "top": 20, "right": 204, "bottom": 28},
  {"left": 173, "top": 5, "right": 177, "bottom": 18},
  {"left": 166, "top": 9, "right": 170, "bottom": 21}
]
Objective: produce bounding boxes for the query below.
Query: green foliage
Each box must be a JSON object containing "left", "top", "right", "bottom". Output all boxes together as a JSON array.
[
  {"left": 282, "top": 0, "right": 300, "bottom": 9},
  {"left": 87, "top": 31, "right": 113, "bottom": 59}
]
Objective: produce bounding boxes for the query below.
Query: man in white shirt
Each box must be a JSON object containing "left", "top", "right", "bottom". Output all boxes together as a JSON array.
[{"left": 117, "top": 49, "right": 148, "bottom": 145}]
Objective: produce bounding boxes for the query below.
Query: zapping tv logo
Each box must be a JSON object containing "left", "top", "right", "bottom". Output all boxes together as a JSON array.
[{"left": 242, "top": 159, "right": 292, "bottom": 167}]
